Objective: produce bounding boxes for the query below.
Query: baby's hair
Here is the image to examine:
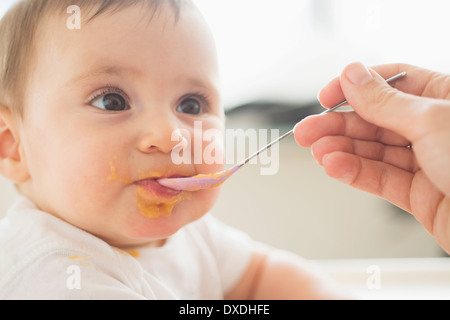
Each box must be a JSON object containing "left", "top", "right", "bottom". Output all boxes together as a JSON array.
[{"left": 0, "top": 0, "right": 184, "bottom": 117}]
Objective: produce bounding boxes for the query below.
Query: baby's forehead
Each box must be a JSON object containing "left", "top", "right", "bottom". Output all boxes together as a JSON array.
[
  {"left": 33, "top": 1, "right": 186, "bottom": 68},
  {"left": 25, "top": 1, "right": 184, "bottom": 70},
  {"left": 41, "top": 1, "right": 181, "bottom": 31},
  {"left": 30, "top": 0, "right": 219, "bottom": 93}
]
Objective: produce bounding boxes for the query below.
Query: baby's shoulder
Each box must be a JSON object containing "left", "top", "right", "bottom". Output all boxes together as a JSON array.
[
  {"left": 0, "top": 199, "right": 143, "bottom": 299},
  {"left": 0, "top": 198, "right": 102, "bottom": 277},
  {"left": 0, "top": 221, "right": 145, "bottom": 299}
]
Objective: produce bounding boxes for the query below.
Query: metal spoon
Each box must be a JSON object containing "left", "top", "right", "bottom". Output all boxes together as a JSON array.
[{"left": 157, "top": 72, "right": 407, "bottom": 192}]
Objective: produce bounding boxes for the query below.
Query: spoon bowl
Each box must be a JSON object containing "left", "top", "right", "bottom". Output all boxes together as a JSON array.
[{"left": 157, "top": 166, "right": 239, "bottom": 192}]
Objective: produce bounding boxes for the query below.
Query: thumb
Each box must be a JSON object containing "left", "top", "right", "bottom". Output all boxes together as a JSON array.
[{"left": 340, "top": 62, "right": 423, "bottom": 141}]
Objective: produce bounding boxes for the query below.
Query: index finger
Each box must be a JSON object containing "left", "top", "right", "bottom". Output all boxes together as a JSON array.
[
  {"left": 294, "top": 111, "right": 410, "bottom": 148},
  {"left": 318, "top": 63, "right": 447, "bottom": 109}
]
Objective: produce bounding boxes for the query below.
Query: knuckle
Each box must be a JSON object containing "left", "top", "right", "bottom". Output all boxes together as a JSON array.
[
  {"left": 421, "top": 71, "right": 450, "bottom": 100},
  {"left": 370, "top": 86, "right": 399, "bottom": 109},
  {"left": 361, "top": 84, "right": 402, "bottom": 121}
]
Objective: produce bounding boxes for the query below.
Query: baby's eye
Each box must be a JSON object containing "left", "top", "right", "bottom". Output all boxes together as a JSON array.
[
  {"left": 91, "top": 93, "right": 129, "bottom": 112},
  {"left": 176, "top": 97, "right": 202, "bottom": 115}
]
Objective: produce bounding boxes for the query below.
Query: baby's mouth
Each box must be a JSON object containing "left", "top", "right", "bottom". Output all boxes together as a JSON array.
[
  {"left": 108, "top": 162, "right": 194, "bottom": 218},
  {"left": 134, "top": 177, "right": 192, "bottom": 219},
  {"left": 134, "top": 177, "right": 184, "bottom": 199}
]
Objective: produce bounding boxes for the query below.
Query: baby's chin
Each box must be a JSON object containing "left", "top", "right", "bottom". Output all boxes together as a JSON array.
[{"left": 102, "top": 188, "right": 220, "bottom": 247}]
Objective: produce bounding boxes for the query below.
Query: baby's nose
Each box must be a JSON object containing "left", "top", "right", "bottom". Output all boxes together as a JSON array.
[{"left": 137, "top": 118, "right": 185, "bottom": 155}]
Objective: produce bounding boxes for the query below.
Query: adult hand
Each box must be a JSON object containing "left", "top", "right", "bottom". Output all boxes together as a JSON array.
[{"left": 294, "top": 62, "right": 450, "bottom": 253}]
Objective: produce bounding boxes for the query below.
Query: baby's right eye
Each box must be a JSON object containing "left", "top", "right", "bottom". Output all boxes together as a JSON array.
[{"left": 90, "top": 88, "right": 130, "bottom": 112}]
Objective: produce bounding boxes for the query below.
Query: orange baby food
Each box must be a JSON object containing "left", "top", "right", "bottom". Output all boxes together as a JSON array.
[
  {"left": 108, "top": 161, "right": 191, "bottom": 218},
  {"left": 108, "top": 162, "right": 119, "bottom": 182},
  {"left": 108, "top": 161, "right": 132, "bottom": 184},
  {"left": 136, "top": 187, "right": 191, "bottom": 219},
  {"left": 66, "top": 256, "right": 90, "bottom": 266},
  {"left": 125, "top": 250, "right": 140, "bottom": 258},
  {"left": 186, "top": 169, "right": 231, "bottom": 191},
  {"left": 112, "top": 247, "right": 140, "bottom": 258},
  {"left": 67, "top": 255, "right": 89, "bottom": 260}
]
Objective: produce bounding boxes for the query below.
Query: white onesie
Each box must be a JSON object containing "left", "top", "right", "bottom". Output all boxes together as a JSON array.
[{"left": 0, "top": 196, "right": 254, "bottom": 300}]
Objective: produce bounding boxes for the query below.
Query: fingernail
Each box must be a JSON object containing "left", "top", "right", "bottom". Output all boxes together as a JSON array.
[{"left": 345, "top": 62, "right": 373, "bottom": 86}]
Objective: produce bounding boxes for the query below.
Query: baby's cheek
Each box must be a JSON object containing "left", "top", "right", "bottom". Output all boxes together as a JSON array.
[{"left": 62, "top": 155, "right": 117, "bottom": 206}]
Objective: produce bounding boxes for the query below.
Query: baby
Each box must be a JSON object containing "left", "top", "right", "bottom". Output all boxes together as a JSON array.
[{"left": 0, "top": 0, "right": 343, "bottom": 299}]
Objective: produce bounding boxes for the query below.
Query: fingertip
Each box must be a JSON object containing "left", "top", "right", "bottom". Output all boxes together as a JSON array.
[
  {"left": 317, "top": 76, "right": 345, "bottom": 109},
  {"left": 340, "top": 63, "right": 415, "bottom": 137},
  {"left": 322, "top": 152, "right": 359, "bottom": 185},
  {"left": 310, "top": 135, "right": 351, "bottom": 167},
  {"left": 342, "top": 62, "right": 374, "bottom": 86},
  {"left": 293, "top": 115, "right": 321, "bottom": 147},
  {"left": 293, "top": 119, "right": 308, "bottom": 147}
]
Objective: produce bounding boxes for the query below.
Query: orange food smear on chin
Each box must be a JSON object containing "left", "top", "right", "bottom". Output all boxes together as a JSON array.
[
  {"left": 107, "top": 161, "right": 192, "bottom": 218},
  {"left": 136, "top": 187, "right": 191, "bottom": 219}
]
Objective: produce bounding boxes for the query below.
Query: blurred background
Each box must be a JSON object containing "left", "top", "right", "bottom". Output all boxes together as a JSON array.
[{"left": 0, "top": 0, "right": 449, "bottom": 259}]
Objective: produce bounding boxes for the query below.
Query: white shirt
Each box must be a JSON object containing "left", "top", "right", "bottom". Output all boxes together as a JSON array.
[{"left": 0, "top": 197, "right": 254, "bottom": 300}]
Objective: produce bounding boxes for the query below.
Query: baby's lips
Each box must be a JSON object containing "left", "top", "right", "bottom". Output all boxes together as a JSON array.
[
  {"left": 157, "top": 167, "right": 238, "bottom": 192},
  {"left": 135, "top": 178, "right": 182, "bottom": 199},
  {"left": 135, "top": 167, "right": 196, "bottom": 182}
]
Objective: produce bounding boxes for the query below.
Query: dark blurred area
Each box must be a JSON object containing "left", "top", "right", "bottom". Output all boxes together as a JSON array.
[{"left": 225, "top": 101, "right": 322, "bottom": 129}]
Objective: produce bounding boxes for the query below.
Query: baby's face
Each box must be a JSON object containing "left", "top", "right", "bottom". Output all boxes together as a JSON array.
[{"left": 18, "top": 4, "right": 224, "bottom": 247}]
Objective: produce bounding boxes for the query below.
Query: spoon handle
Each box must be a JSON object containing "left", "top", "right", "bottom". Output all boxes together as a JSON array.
[
  {"left": 237, "top": 71, "right": 407, "bottom": 168},
  {"left": 237, "top": 129, "right": 294, "bottom": 168}
]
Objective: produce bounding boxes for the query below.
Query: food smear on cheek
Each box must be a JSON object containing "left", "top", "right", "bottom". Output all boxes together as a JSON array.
[
  {"left": 108, "top": 161, "right": 132, "bottom": 184},
  {"left": 108, "top": 162, "right": 120, "bottom": 182},
  {"left": 136, "top": 186, "right": 191, "bottom": 219}
]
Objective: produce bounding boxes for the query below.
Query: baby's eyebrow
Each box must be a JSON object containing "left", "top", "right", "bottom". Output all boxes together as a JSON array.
[
  {"left": 67, "top": 65, "right": 144, "bottom": 85},
  {"left": 66, "top": 65, "right": 220, "bottom": 97}
]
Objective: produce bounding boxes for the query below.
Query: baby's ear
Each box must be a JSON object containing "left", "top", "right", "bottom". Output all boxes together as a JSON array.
[{"left": 0, "top": 105, "right": 30, "bottom": 183}]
